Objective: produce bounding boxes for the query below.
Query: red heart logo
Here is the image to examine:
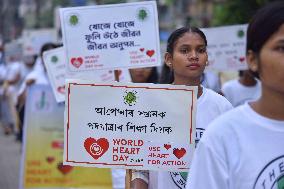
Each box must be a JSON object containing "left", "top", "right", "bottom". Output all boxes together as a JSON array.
[
  {"left": 51, "top": 141, "right": 64, "bottom": 149},
  {"left": 140, "top": 48, "right": 145, "bottom": 52},
  {"left": 84, "top": 137, "right": 109, "bottom": 160},
  {"left": 70, "top": 57, "right": 83, "bottom": 68},
  {"left": 57, "top": 86, "right": 65, "bottom": 94},
  {"left": 239, "top": 57, "right": 246, "bottom": 62},
  {"left": 46, "top": 156, "right": 55, "bottom": 164},
  {"left": 164, "top": 144, "right": 171, "bottom": 150},
  {"left": 173, "top": 148, "right": 186, "bottom": 159},
  {"left": 146, "top": 50, "right": 155, "bottom": 57},
  {"left": 57, "top": 162, "right": 73, "bottom": 175}
]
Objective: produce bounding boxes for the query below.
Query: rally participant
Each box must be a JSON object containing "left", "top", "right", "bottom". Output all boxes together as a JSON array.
[
  {"left": 187, "top": 2, "right": 284, "bottom": 189},
  {"left": 222, "top": 69, "right": 261, "bottom": 107},
  {"left": 129, "top": 67, "right": 158, "bottom": 83},
  {"left": 131, "top": 26, "right": 232, "bottom": 189},
  {"left": 16, "top": 42, "right": 58, "bottom": 142}
]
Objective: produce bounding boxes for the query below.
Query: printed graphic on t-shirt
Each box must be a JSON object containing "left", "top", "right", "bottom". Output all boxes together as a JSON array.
[
  {"left": 195, "top": 128, "right": 204, "bottom": 148},
  {"left": 170, "top": 171, "right": 188, "bottom": 189},
  {"left": 170, "top": 128, "right": 204, "bottom": 189},
  {"left": 253, "top": 155, "right": 284, "bottom": 189}
]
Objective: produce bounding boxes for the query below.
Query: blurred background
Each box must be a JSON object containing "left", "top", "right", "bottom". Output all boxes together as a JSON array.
[
  {"left": 0, "top": 0, "right": 276, "bottom": 44},
  {"left": 0, "top": 0, "right": 276, "bottom": 189}
]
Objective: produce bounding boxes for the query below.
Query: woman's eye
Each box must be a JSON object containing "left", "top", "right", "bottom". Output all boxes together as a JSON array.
[
  {"left": 275, "top": 46, "right": 284, "bottom": 52},
  {"left": 180, "top": 48, "right": 188, "bottom": 54},
  {"left": 197, "top": 48, "right": 206, "bottom": 53}
]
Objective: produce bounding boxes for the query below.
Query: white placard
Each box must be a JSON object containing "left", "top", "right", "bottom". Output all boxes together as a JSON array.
[
  {"left": 22, "top": 29, "right": 58, "bottom": 56},
  {"left": 64, "top": 81, "right": 197, "bottom": 171},
  {"left": 43, "top": 47, "right": 116, "bottom": 102},
  {"left": 202, "top": 24, "right": 248, "bottom": 71},
  {"left": 60, "top": 1, "right": 161, "bottom": 72}
]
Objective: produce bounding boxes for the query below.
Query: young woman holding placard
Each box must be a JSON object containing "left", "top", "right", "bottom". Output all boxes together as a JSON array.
[{"left": 131, "top": 26, "right": 233, "bottom": 189}]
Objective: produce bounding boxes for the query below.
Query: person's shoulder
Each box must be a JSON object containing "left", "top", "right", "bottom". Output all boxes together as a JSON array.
[
  {"left": 203, "top": 87, "right": 233, "bottom": 108},
  {"left": 201, "top": 105, "right": 245, "bottom": 142},
  {"left": 223, "top": 79, "right": 238, "bottom": 86},
  {"left": 208, "top": 105, "right": 246, "bottom": 130},
  {"left": 222, "top": 79, "right": 239, "bottom": 90}
]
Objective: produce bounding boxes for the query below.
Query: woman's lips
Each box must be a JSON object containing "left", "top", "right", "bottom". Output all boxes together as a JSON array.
[{"left": 186, "top": 63, "right": 200, "bottom": 70}]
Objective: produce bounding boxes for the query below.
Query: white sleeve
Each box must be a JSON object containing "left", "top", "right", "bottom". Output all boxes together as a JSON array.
[{"left": 186, "top": 141, "right": 229, "bottom": 189}]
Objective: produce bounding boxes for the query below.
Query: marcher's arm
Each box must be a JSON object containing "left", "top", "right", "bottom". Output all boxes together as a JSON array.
[{"left": 130, "top": 170, "right": 149, "bottom": 189}]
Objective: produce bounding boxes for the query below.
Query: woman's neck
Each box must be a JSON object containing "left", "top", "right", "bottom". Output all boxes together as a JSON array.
[
  {"left": 173, "top": 76, "right": 200, "bottom": 86},
  {"left": 250, "top": 86, "right": 284, "bottom": 120},
  {"left": 239, "top": 76, "right": 257, "bottom": 86},
  {"left": 173, "top": 77, "right": 203, "bottom": 98}
]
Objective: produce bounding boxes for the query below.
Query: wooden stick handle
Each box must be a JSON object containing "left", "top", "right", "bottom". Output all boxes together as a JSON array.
[
  {"left": 125, "top": 169, "right": 132, "bottom": 189},
  {"left": 114, "top": 70, "right": 120, "bottom": 82}
]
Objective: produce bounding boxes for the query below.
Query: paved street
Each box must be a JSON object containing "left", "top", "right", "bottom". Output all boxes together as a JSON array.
[{"left": 0, "top": 130, "right": 21, "bottom": 189}]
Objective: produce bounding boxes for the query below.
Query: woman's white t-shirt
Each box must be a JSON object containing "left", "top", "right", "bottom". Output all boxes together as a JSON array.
[
  {"left": 148, "top": 87, "right": 233, "bottom": 189},
  {"left": 187, "top": 103, "right": 284, "bottom": 189}
]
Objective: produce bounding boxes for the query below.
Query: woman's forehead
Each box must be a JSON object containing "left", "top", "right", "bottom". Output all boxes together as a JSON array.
[{"left": 175, "top": 32, "right": 206, "bottom": 46}]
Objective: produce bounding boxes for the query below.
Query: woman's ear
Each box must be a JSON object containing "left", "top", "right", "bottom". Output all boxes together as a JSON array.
[
  {"left": 246, "top": 50, "right": 259, "bottom": 72},
  {"left": 164, "top": 52, "right": 173, "bottom": 68},
  {"left": 205, "top": 51, "right": 209, "bottom": 66}
]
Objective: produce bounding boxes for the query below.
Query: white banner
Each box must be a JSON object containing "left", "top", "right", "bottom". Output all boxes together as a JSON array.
[
  {"left": 202, "top": 24, "right": 248, "bottom": 71},
  {"left": 64, "top": 81, "right": 197, "bottom": 171},
  {"left": 43, "top": 47, "right": 133, "bottom": 102},
  {"left": 60, "top": 1, "right": 161, "bottom": 72}
]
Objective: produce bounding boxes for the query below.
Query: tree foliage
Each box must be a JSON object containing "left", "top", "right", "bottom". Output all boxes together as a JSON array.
[{"left": 211, "top": 0, "right": 276, "bottom": 26}]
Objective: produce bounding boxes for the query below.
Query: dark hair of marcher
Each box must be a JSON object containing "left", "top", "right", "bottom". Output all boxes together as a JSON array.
[
  {"left": 160, "top": 26, "right": 207, "bottom": 84},
  {"left": 40, "top": 42, "right": 59, "bottom": 57},
  {"left": 246, "top": 1, "right": 284, "bottom": 78}
]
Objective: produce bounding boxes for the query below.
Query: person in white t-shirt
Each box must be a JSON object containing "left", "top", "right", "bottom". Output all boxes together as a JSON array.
[
  {"left": 17, "top": 43, "right": 57, "bottom": 107},
  {"left": 1, "top": 59, "right": 22, "bottom": 134},
  {"left": 222, "top": 70, "right": 261, "bottom": 107},
  {"left": 131, "top": 27, "right": 232, "bottom": 189},
  {"left": 187, "top": 2, "right": 284, "bottom": 189},
  {"left": 16, "top": 43, "right": 58, "bottom": 142}
]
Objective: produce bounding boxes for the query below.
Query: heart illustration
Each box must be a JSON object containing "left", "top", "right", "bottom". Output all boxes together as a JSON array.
[
  {"left": 140, "top": 48, "right": 145, "bottom": 52},
  {"left": 57, "top": 162, "right": 73, "bottom": 175},
  {"left": 84, "top": 137, "right": 109, "bottom": 160},
  {"left": 46, "top": 156, "right": 55, "bottom": 164},
  {"left": 173, "top": 148, "right": 186, "bottom": 159},
  {"left": 164, "top": 144, "right": 171, "bottom": 150},
  {"left": 239, "top": 57, "right": 246, "bottom": 62},
  {"left": 146, "top": 50, "right": 155, "bottom": 57},
  {"left": 51, "top": 141, "right": 64, "bottom": 149},
  {"left": 70, "top": 57, "right": 83, "bottom": 68},
  {"left": 57, "top": 86, "right": 65, "bottom": 94}
]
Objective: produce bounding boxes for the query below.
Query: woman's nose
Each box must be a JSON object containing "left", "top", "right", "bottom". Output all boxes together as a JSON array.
[{"left": 187, "top": 50, "right": 198, "bottom": 59}]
